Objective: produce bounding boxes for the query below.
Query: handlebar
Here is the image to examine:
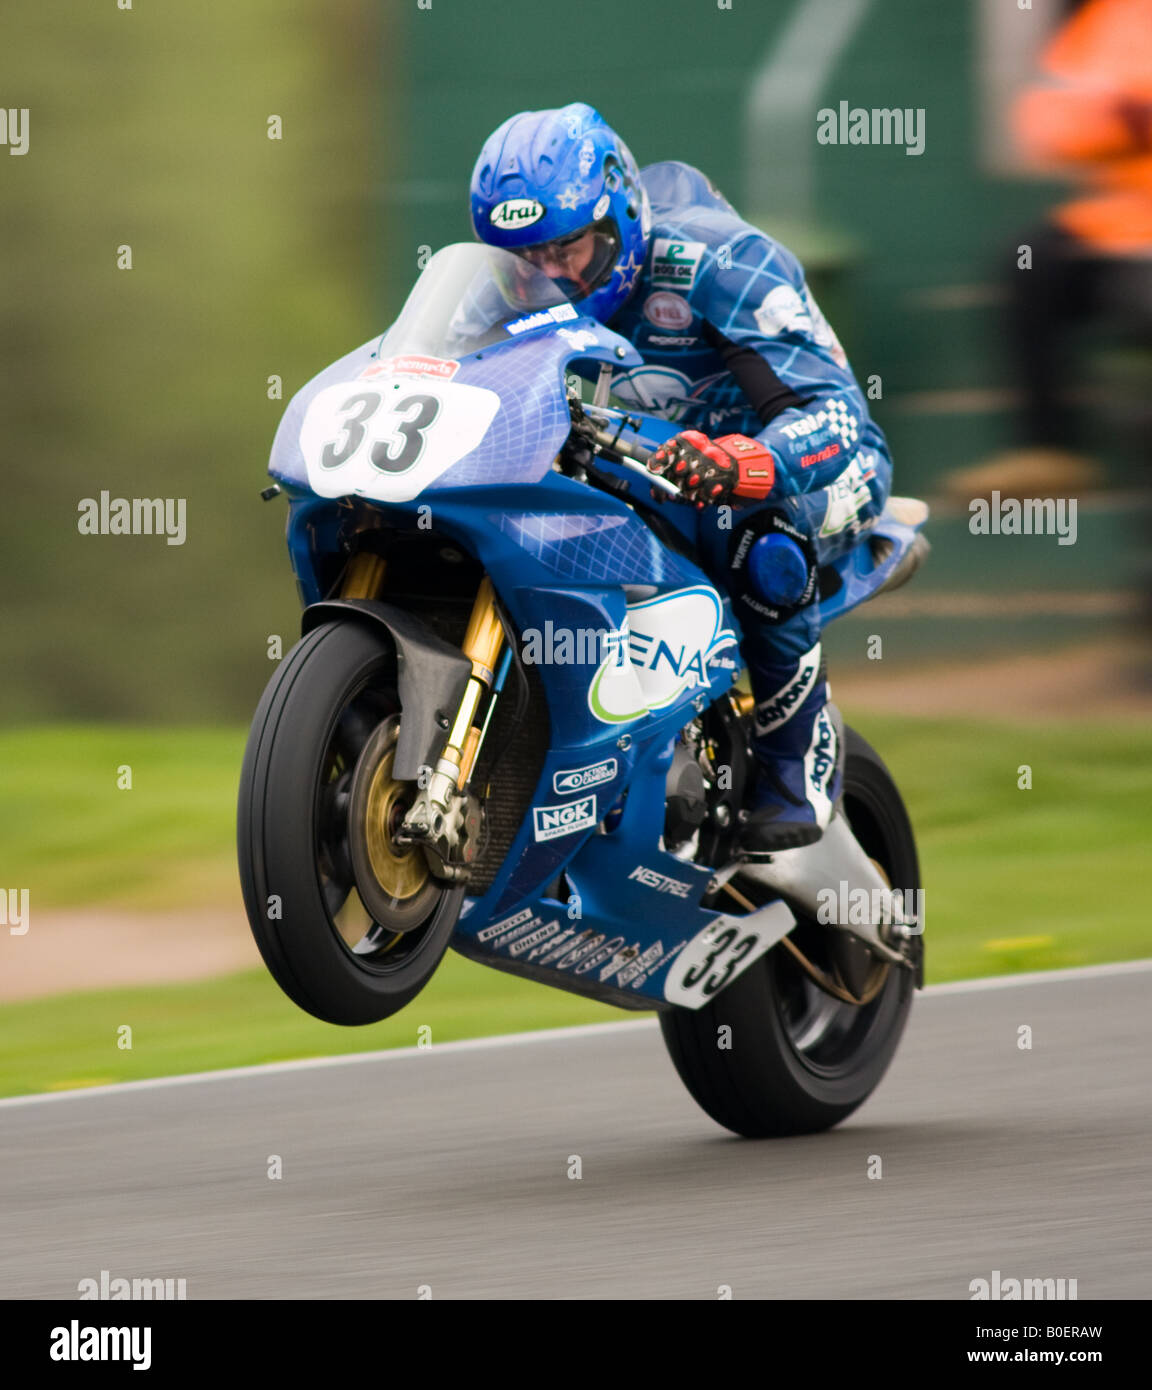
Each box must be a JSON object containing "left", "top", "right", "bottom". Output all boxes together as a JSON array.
[
  {"left": 577, "top": 416, "right": 652, "bottom": 465},
  {"left": 567, "top": 403, "right": 681, "bottom": 497}
]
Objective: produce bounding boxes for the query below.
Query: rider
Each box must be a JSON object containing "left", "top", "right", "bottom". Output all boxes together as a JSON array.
[{"left": 471, "top": 102, "right": 893, "bottom": 854}]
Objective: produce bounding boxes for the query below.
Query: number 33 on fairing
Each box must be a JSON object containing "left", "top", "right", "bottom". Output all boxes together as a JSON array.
[{"left": 298, "top": 377, "right": 500, "bottom": 504}]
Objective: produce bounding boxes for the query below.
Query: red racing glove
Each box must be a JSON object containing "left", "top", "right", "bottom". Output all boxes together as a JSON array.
[{"left": 647, "top": 430, "right": 776, "bottom": 508}]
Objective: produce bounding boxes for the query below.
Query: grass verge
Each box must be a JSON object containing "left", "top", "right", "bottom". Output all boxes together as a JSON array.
[{"left": 1, "top": 714, "right": 1149, "bottom": 1096}]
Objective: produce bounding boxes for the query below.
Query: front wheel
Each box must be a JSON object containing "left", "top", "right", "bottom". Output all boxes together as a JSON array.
[
  {"left": 237, "top": 620, "right": 462, "bottom": 1026},
  {"left": 659, "top": 726, "right": 921, "bottom": 1137}
]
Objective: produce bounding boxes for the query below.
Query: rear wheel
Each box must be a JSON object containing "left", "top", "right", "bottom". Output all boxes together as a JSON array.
[
  {"left": 658, "top": 726, "right": 921, "bottom": 1137},
  {"left": 237, "top": 620, "right": 462, "bottom": 1025}
]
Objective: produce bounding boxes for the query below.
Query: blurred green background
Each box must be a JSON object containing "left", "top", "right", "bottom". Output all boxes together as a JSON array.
[
  {"left": 1, "top": 2, "right": 1148, "bottom": 1088},
  {"left": 1, "top": 0, "right": 1145, "bottom": 722}
]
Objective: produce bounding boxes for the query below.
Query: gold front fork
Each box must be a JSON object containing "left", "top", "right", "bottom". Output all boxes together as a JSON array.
[
  {"left": 342, "top": 522, "right": 502, "bottom": 777},
  {"left": 340, "top": 550, "right": 387, "bottom": 601},
  {"left": 339, "top": 520, "right": 504, "bottom": 801},
  {"left": 422, "top": 577, "right": 505, "bottom": 811},
  {"left": 454, "top": 577, "right": 505, "bottom": 788}
]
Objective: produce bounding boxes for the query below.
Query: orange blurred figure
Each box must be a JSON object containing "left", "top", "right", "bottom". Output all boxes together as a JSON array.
[
  {"left": 1014, "top": 0, "right": 1152, "bottom": 256},
  {"left": 950, "top": 0, "right": 1152, "bottom": 499}
]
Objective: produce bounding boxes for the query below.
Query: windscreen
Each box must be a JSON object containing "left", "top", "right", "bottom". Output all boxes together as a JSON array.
[{"left": 377, "top": 243, "right": 578, "bottom": 360}]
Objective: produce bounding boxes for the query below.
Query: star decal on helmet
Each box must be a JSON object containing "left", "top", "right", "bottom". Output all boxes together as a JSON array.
[
  {"left": 612, "top": 248, "right": 644, "bottom": 295},
  {"left": 555, "top": 184, "right": 582, "bottom": 211}
]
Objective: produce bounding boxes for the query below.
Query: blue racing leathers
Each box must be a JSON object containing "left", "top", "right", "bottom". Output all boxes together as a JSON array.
[{"left": 607, "top": 161, "right": 894, "bottom": 844}]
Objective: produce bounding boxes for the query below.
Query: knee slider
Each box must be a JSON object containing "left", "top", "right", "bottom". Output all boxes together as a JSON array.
[{"left": 726, "top": 510, "right": 819, "bottom": 625}]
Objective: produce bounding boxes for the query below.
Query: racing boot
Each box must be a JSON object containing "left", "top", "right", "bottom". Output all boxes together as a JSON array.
[{"left": 740, "top": 643, "right": 842, "bottom": 857}]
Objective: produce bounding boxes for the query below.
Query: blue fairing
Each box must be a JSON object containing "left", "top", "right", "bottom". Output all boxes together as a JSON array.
[
  {"left": 269, "top": 319, "right": 642, "bottom": 496},
  {"left": 268, "top": 244, "right": 925, "bottom": 1012}
]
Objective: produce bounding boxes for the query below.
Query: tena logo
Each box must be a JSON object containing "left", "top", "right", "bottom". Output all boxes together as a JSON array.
[
  {"left": 490, "top": 198, "right": 546, "bottom": 230},
  {"left": 588, "top": 586, "right": 738, "bottom": 724}
]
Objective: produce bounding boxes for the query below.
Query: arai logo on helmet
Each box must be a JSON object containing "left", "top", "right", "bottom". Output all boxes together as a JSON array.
[
  {"left": 490, "top": 198, "right": 546, "bottom": 229},
  {"left": 592, "top": 192, "right": 610, "bottom": 221}
]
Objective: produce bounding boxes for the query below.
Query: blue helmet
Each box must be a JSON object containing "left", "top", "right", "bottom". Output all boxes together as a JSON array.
[{"left": 470, "top": 102, "right": 651, "bottom": 324}]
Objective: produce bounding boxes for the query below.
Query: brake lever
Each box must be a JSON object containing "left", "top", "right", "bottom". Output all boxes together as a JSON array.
[
  {"left": 569, "top": 404, "right": 680, "bottom": 497},
  {"left": 616, "top": 453, "right": 680, "bottom": 497}
]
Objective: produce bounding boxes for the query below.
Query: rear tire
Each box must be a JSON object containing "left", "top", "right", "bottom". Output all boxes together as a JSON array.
[
  {"left": 659, "top": 726, "right": 921, "bottom": 1137},
  {"left": 237, "top": 620, "right": 462, "bottom": 1026}
]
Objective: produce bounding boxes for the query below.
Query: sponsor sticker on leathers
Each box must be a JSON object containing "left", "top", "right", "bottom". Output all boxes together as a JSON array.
[
  {"left": 753, "top": 284, "right": 812, "bottom": 338},
  {"left": 651, "top": 238, "right": 705, "bottom": 290},
  {"left": 803, "top": 707, "right": 838, "bottom": 825},
  {"left": 643, "top": 291, "right": 693, "bottom": 331},
  {"left": 819, "top": 455, "right": 877, "bottom": 537},
  {"left": 753, "top": 642, "right": 822, "bottom": 733}
]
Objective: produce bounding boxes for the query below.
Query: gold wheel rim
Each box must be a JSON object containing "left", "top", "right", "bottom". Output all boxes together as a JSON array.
[{"left": 359, "top": 739, "right": 428, "bottom": 902}]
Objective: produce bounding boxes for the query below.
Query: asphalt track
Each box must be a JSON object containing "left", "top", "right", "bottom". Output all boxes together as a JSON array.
[{"left": 1, "top": 962, "right": 1149, "bottom": 1301}]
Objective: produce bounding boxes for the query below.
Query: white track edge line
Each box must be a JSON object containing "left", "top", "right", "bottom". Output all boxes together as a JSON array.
[
  {"left": 2, "top": 958, "right": 1149, "bottom": 1109},
  {"left": 922, "top": 958, "right": 1152, "bottom": 994},
  {"left": 0, "top": 1018, "right": 657, "bottom": 1109}
]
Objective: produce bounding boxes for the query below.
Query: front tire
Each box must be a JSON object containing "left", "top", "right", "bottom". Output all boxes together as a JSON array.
[
  {"left": 237, "top": 620, "right": 462, "bottom": 1026},
  {"left": 659, "top": 726, "right": 921, "bottom": 1137}
]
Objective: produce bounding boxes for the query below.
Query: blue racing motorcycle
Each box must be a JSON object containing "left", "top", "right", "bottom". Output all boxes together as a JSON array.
[{"left": 238, "top": 243, "right": 929, "bottom": 1137}]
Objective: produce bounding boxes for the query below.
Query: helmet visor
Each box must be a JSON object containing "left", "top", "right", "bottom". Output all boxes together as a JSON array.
[{"left": 514, "top": 220, "right": 621, "bottom": 302}]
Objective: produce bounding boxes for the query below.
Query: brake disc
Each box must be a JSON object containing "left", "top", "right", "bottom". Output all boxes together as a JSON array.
[{"left": 347, "top": 717, "right": 442, "bottom": 931}]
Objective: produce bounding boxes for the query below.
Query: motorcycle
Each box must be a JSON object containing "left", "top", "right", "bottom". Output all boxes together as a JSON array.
[{"left": 237, "top": 242, "right": 930, "bottom": 1138}]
